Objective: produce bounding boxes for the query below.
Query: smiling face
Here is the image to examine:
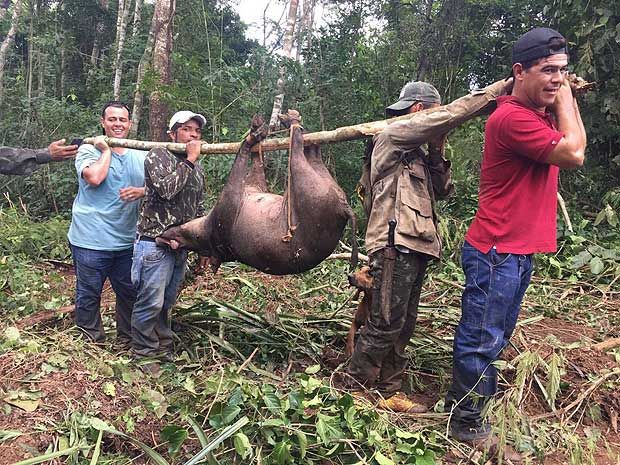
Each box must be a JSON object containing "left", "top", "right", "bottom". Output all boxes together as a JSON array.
[
  {"left": 100, "top": 106, "right": 131, "bottom": 138},
  {"left": 513, "top": 53, "right": 569, "bottom": 112}
]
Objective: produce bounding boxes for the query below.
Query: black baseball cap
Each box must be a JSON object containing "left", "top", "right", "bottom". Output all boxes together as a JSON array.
[{"left": 512, "top": 27, "right": 568, "bottom": 64}]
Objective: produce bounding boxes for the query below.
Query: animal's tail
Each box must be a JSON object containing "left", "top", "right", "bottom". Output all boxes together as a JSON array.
[{"left": 346, "top": 206, "right": 359, "bottom": 270}]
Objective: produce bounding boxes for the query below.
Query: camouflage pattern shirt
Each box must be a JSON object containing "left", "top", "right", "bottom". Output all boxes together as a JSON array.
[
  {"left": 0, "top": 147, "right": 52, "bottom": 175},
  {"left": 136, "top": 147, "right": 205, "bottom": 237}
]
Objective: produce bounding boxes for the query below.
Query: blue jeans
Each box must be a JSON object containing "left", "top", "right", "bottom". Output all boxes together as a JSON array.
[
  {"left": 445, "top": 241, "right": 533, "bottom": 440},
  {"left": 70, "top": 244, "right": 136, "bottom": 343},
  {"left": 131, "top": 239, "right": 187, "bottom": 358}
]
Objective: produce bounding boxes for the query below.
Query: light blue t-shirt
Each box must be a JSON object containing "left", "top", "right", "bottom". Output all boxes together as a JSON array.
[{"left": 68, "top": 144, "right": 146, "bottom": 251}]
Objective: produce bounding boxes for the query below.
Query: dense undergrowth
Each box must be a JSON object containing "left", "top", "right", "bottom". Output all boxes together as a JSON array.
[{"left": 0, "top": 204, "right": 619, "bottom": 464}]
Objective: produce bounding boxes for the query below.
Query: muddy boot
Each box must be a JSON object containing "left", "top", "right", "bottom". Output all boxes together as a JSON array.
[{"left": 378, "top": 392, "right": 428, "bottom": 413}]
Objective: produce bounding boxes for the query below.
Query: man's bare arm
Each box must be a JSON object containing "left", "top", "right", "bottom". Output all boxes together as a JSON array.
[
  {"left": 546, "top": 79, "right": 586, "bottom": 169},
  {"left": 82, "top": 136, "right": 113, "bottom": 186}
]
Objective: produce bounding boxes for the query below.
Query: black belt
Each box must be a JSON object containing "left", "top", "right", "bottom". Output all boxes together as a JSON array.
[{"left": 136, "top": 235, "right": 156, "bottom": 242}]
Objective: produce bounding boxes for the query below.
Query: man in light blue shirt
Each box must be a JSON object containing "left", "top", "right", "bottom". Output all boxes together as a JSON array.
[{"left": 68, "top": 101, "right": 147, "bottom": 344}]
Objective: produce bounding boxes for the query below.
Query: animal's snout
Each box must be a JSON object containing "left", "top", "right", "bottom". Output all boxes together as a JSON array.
[{"left": 348, "top": 265, "right": 373, "bottom": 291}]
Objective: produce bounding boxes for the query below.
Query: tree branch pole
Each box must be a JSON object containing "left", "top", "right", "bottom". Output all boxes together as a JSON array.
[
  {"left": 83, "top": 110, "right": 424, "bottom": 154},
  {"left": 557, "top": 192, "right": 574, "bottom": 232}
]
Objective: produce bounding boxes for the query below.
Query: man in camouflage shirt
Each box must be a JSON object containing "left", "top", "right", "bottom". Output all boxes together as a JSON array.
[
  {"left": 0, "top": 139, "right": 78, "bottom": 175},
  {"left": 131, "top": 110, "right": 206, "bottom": 365}
]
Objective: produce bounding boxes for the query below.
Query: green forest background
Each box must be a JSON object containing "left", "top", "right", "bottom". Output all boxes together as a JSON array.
[
  {"left": 1, "top": 2, "right": 620, "bottom": 464},
  {"left": 0, "top": 0, "right": 619, "bottom": 272}
]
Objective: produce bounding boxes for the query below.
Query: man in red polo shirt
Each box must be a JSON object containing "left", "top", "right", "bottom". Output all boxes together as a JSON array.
[{"left": 445, "top": 27, "right": 586, "bottom": 456}]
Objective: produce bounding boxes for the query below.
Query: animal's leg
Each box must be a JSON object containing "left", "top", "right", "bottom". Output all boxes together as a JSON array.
[
  {"left": 211, "top": 115, "right": 269, "bottom": 250},
  {"left": 310, "top": 143, "right": 359, "bottom": 270},
  {"left": 227, "top": 115, "right": 268, "bottom": 188},
  {"left": 245, "top": 145, "right": 268, "bottom": 192},
  {"left": 303, "top": 144, "right": 331, "bottom": 177}
]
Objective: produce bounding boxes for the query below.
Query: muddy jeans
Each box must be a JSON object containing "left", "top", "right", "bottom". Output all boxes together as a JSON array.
[
  {"left": 445, "top": 241, "right": 533, "bottom": 440},
  {"left": 348, "top": 249, "right": 428, "bottom": 395}
]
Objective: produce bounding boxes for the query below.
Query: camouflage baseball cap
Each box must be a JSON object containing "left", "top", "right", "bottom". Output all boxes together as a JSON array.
[{"left": 385, "top": 81, "right": 441, "bottom": 116}]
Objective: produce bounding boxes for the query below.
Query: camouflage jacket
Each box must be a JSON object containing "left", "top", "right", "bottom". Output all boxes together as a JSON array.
[
  {"left": 365, "top": 79, "right": 513, "bottom": 258},
  {"left": 0, "top": 147, "right": 52, "bottom": 175},
  {"left": 136, "top": 147, "right": 205, "bottom": 237}
]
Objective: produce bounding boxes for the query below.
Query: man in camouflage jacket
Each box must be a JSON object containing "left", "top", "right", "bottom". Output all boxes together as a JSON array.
[
  {"left": 131, "top": 110, "right": 206, "bottom": 365},
  {"left": 0, "top": 139, "right": 77, "bottom": 175},
  {"left": 347, "top": 79, "right": 513, "bottom": 410}
]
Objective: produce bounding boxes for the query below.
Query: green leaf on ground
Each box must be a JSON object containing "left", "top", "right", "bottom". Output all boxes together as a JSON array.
[
  {"left": 295, "top": 430, "right": 308, "bottom": 458},
  {"left": 103, "top": 382, "right": 116, "bottom": 397},
  {"left": 0, "top": 430, "right": 22, "bottom": 442},
  {"left": 209, "top": 404, "right": 241, "bottom": 429},
  {"left": 590, "top": 256, "right": 605, "bottom": 274},
  {"left": 141, "top": 389, "right": 169, "bottom": 419},
  {"left": 268, "top": 439, "right": 294, "bottom": 465},
  {"left": 374, "top": 451, "right": 395, "bottom": 465},
  {"left": 316, "top": 413, "right": 344, "bottom": 445},
  {"left": 233, "top": 431, "right": 251, "bottom": 458},
  {"left": 161, "top": 425, "right": 188, "bottom": 456}
]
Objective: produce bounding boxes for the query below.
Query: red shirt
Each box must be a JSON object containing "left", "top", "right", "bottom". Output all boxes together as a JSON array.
[{"left": 465, "top": 96, "right": 563, "bottom": 254}]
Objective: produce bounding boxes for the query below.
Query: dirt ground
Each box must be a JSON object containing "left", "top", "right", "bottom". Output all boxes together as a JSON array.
[{"left": 1, "top": 263, "right": 619, "bottom": 464}]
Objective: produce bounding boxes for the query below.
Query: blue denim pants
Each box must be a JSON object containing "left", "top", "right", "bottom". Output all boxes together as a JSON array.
[
  {"left": 70, "top": 244, "right": 136, "bottom": 343},
  {"left": 445, "top": 241, "right": 533, "bottom": 439},
  {"left": 131, "top": 239, "right": 187, "bottom": 358}
]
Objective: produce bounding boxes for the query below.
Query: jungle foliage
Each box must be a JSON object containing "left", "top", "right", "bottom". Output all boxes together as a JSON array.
[{"left": 0, "top": 0, "right": 620, "bottom": 464}]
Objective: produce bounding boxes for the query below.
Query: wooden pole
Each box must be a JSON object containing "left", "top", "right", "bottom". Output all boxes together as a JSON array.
[
  {"left": 83, "top": 110, "right": 423, "bottom": 155},
  {"left": 83, "top": 77, "right": 593, "bottom": 154}
]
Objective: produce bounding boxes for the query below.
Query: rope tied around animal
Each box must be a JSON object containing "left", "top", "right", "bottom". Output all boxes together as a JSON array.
[{"left": 282, "top": 118, "right": 302, "bottom": 243}]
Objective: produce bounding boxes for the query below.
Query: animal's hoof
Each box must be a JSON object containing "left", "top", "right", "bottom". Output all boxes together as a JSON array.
[
  {"left": 247, "top": 115, "right": 268, "bottom": 146},
  {"left": 278, "top": 109, "right": 302, "bottom": 128}
]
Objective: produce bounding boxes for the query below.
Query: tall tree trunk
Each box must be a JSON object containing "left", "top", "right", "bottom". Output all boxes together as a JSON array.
[
  {"left": 415, "top": 0, "right": 435, "bottom": 81},
  {"left": 59, "top": 39, "right": 66, "bottom": 97},
  {"left": 268, "top": 0, "right": 299, "bottom": 129},
  {"left": 148, "top": 0, "right": 176, "bottom": 142},
  {"left": 0, "top": 0, "right": 23, "bottom": 101},
  {"left": 90, "top": 0, "right": 109, "bottom": 68},
  {"left": 113, "top": 0, "right": 132, "bottom": 100},
  {"left": 296, "top": 0, "right": 315, "bottom": 61},
  {"left": 37, "top": 50, "right": 44, "bottom": 97},
  {"left": 129, "top": 5, "right": 156, "bottom": 138},
  {"left": 132, "top": 0, "right": 144, "bottom": 37},
  {"left": 26, "top": 3, "right": 34, "bottom": 109}
]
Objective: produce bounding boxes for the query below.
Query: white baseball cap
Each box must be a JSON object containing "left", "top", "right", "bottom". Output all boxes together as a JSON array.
[{"left": 168, "top": 110, "right": 207, "bottom": 130}]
